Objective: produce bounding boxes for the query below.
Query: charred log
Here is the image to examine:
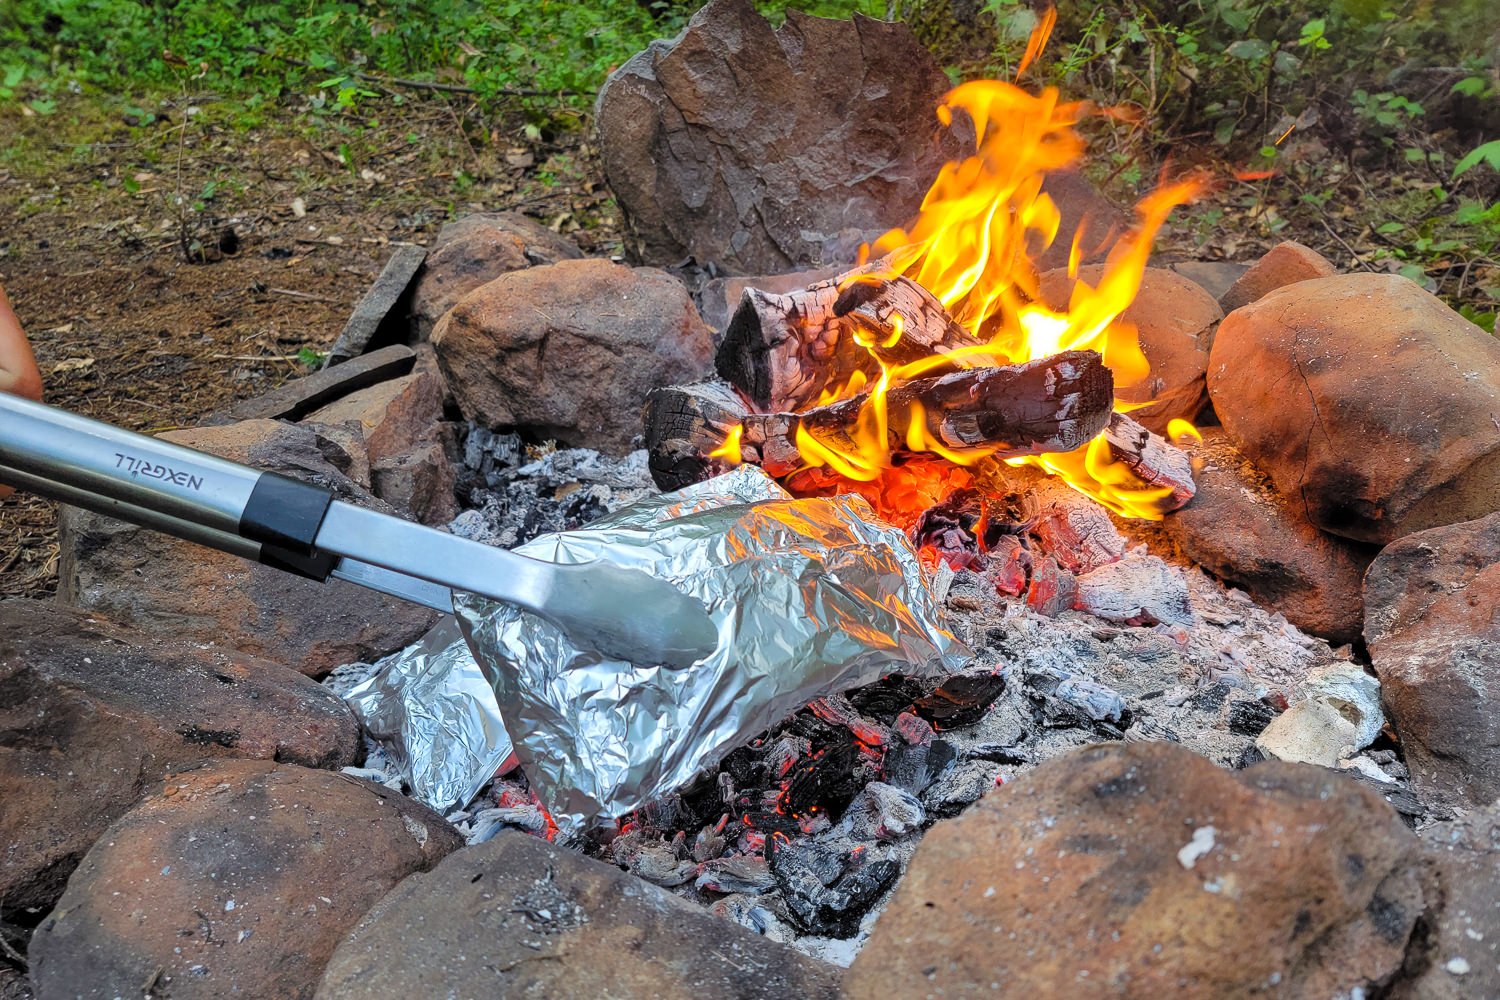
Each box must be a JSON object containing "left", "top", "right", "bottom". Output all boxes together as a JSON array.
[
  {"left": 641, "top": 381, "right": 751, "bottom": 491},
  {"left": 1103, "top": 412, "right": 1196, "bottom": 511},
  {"left": 741, "top": 350, "right": 1114, "bottom": 478},
  {"left": 715, "top": 260, "right": 984, "bottom": 412}
]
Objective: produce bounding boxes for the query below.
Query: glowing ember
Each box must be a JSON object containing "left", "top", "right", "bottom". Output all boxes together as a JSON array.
[{"left": 728, "top": 13, "right": 1207, "bottom": 522}]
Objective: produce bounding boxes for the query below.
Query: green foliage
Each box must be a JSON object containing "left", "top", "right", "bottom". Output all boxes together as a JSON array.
[
  {"left": 1454, "top": 141, "right": 1500, "bottom": 180},
  {"left": 0, "top": 0, "right": 883, "bottom": 112}
]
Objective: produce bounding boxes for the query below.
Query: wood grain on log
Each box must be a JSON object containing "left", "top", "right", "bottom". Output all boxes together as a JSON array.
[
  {"left": 1103, "top": 412, "right": 1196, "bottom": 511},
  {"left": 641, "top": 381, "right": 752, "bottom": 491},
  {"left": 715, "top": 260, "right": 984, "bottom": 412}
]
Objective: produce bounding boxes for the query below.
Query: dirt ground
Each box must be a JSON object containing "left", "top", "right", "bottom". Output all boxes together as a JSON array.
[{"left": 0, "top": 92, "right": 620, "bottom": 599}]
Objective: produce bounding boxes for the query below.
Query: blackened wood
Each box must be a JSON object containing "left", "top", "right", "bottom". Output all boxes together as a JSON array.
[
  {"left": 741, "top": 350, "right": 1113, "bottom": 477},
  {"left": 324, "top": 244, "right": 428, "bottom": 367},
  {"left": 208, "top": 345, "right": 417, "bottom": 425},
  {"left": 1104, "top": 412, "right": 1196, "bottom": 511},
  {"left": 715, "top": 259, "right": 982, "bottom": 412},
  {"left": 642, "top": 381, "right": 752, "bottom": 490}
]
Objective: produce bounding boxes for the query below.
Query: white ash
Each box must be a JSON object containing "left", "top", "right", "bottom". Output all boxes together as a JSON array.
[{"left": 450, "top": 424, "right": 656, "bottom": 548}]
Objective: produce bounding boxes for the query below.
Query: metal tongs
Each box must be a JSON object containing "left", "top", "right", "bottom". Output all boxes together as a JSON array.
[{"left": 0, "top": 394, "right": 719, "bottom": 669}]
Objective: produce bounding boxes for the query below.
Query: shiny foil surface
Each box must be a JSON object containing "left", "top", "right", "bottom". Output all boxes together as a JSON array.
[
  {"left": 453, "top": 465, "right": 970, "bottom": 831},
  {"left": 342, "top": 616, "right": 517, "bottom": 815}
]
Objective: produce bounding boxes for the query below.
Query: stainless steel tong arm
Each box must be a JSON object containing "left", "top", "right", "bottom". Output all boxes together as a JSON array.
[{"left": 0, "top": 393, "right": 719, "bottom": 668}]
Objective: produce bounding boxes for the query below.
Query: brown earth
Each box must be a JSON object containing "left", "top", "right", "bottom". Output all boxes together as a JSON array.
[{"left": 0, "top": 93, "right": 621, "bottom": 600}]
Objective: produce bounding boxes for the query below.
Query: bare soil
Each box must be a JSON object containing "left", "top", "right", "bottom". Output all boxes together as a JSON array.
[{"left": 0, "top": 92, "right": 621, "bottom": 598}]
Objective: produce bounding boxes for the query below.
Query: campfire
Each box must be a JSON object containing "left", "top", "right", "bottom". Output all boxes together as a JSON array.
[{"left": 645, "top": 30, "right": 1203, "bottom": 574}]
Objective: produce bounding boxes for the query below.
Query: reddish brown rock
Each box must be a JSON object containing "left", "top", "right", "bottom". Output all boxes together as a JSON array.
[
  {"left": 57, "top": 419, "right": 438, "bottom": 676},
  {"left": 596, "top": 0, "right": 957, "bottom": 273},
  {"left": 410, "top": 212, "right": 582, "bottom": 339},
  {"left": 1208, "top": 273, "right": 1500, "bottom": 544},
  {"left": 305, "top": 362, "right": 444, "bottom": 467},
  {"left": 1219, "top": 240, "right": 1338, "bottom": 314},
  {"left": 432, "top": 258, "right": 715, "bottom": 454},
  {"left": 305, "top": 350, "right": 457, "bottom": 524},
  {"left": 1039, "top": 265, "right": 1222, "bottom": 434},
  {"left": 27, "top": 761, "right": 462, "bottom": 1000},
  {"left": 369, "top": 440, "right": 458, "bottom": 526},
  {"left": 1364, "top": 512, "right": 1500, "bottom": 808},
  {"left": 1394, "top": 803, "right": 1500, "bottom": 997},
  {"left": 846, "top": 741, "right": 1431, "bottom": 999},
  {"left": 1162, "top": 429, "right": 1377, "bottom": 643},
  {"left": 315, "top": 831, "right": 842, "bottom": 999},
  {"left": 0, "top": 600, "right": 360, "bottom": 923}
]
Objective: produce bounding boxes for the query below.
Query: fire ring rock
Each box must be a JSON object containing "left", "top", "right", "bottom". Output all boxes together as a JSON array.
[
  {"left": 431, "top": 258, "right": 715, "bottom": 454},
  {"left": 596, "top": 0, "right": 959, "bottom": 273},
  {"left": 27, "top": 761, "right": 463, "bottom": 1000},
  {"left": 1207, "top": 272, "right": 1500, "bottom": 545},
  {"left": 1364, "top": 511, "right": 1500, "bottom": 808},
  {"left": 846, "top": 741, "right": 1432, "bottom": 998}
]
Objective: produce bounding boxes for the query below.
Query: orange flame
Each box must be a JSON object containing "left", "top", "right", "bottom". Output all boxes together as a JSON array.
[
  {"left": 707, "top": 16, "right": 1203, "bottom": 523},
  {"left": 772, "top": 15, "right": 1204, "bottom": 520}
]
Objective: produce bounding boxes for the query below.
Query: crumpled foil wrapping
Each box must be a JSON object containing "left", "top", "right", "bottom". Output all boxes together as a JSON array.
[
  {"left": 453, "top": 465, "right": 970, "bottom": 831},
  {"left": 342, "top": 616, "right": 516, "bottom": 815}
]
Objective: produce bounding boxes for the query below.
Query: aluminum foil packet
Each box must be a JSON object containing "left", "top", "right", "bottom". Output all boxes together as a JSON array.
[
  {"left": 454, "top": 464, "right": 971, "bottom": 831},
  {"left": 342, "top": 616, "right": 516, "bottom": 815}
]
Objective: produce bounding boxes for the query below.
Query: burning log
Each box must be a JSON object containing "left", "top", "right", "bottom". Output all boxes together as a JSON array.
[
  {"left": 644, "top": 351, "right": 1114, "bottom": 491},
  {"left": 744, "top": 350, "right": 1113, "bottom": 477},
  {"left": 1103, "top": 412, "right": 1196, "bottom": 511},
  {"left": 715, "top": 259, "right": 984, "bottom": 412}
]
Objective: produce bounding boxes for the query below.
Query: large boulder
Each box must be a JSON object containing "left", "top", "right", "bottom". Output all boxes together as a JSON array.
[
  {"left": 57, "top": 419, "right": 438, "bottom": 676},
  {"left": 1208, "top": 273, "right": 1500, "bottom": 544},
  {"left": 1162, "top": 429, "right": 1377, "bottom": 643},
  {"left": 846, "top": 742, "right": 1431, "bottom": 998},
  {"left": 432, "top": 258, "right": 715, "bottom": 453},
  {"left": 1039, "top": 265, "right": 1222, "bottom": 434},
  {"left": 596, "top": 0, "right": 957, "bottom": 274},
  {"left": 409, "top": 212, "right": 583, "bottom": 339},
  {"left": 1219, "top": 240, "right": 1338, "bottom": 314},
  {"left": 315, "top": 831, "right": 842, "bottom": 999},
  {"left": 0, "top": 600, "right": 360, "bottom": 922},
  {"left": 27, "top": 761, "right": 463, "bottom": 1000},
  {"left": 1364, "top": 511, "right": 1500, "bottom": 808}
]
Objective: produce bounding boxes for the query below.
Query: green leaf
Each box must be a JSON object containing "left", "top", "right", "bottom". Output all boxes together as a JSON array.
[
  {"left": 1226, "top": 39, "right": 1271, "bottom": 60},
  {"left": 1454, "top": 140, "right": 1500, "bottom": 178}
]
